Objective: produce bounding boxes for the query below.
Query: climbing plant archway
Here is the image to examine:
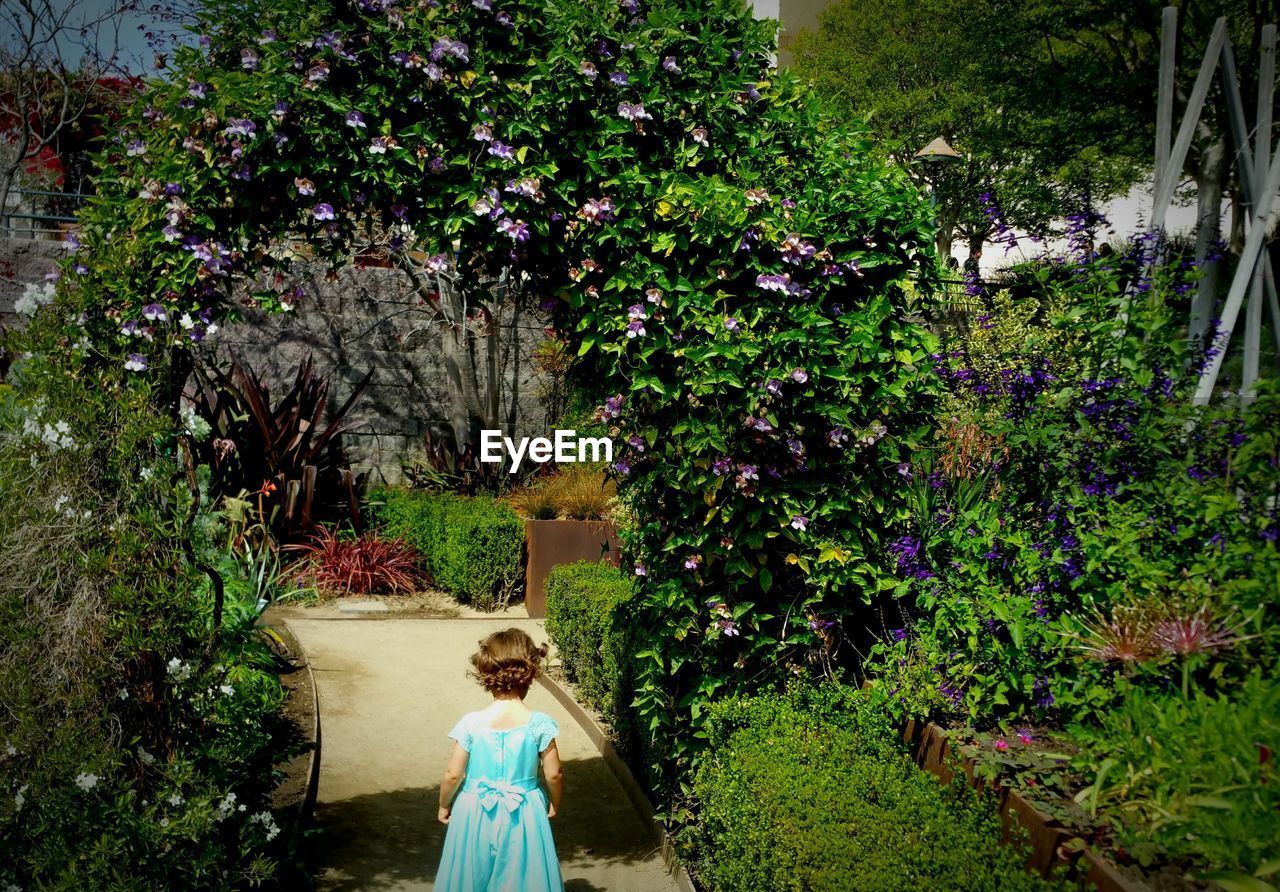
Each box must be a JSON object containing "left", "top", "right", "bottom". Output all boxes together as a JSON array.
[{"left": 45, "top": 0, "right": 938, "bottom": 800}]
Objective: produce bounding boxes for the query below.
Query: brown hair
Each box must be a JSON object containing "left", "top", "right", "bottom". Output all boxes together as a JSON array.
[{"left": 469, "top": 628, "right": 549, "bottom": 697}]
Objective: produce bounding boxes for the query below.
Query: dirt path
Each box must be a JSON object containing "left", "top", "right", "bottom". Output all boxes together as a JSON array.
[{"left": 281, "top": 609, "right": 681, "bottom": 892}]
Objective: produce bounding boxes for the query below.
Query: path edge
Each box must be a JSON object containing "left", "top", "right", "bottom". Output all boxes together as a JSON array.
[
  {"left": 535, "top": 674, "right": 697, "bottom": 892},
  {"left": 274, "top": 616, "right": 323, "bottom": 830}
]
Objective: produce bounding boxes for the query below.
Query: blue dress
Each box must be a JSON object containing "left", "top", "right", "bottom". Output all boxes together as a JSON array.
[{"left": 434, "top": 710, "right": 565, "bottom": 891}]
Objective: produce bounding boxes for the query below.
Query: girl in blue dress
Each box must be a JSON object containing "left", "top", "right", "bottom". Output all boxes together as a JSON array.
[{"left": 435, "top": 628, "right": 565, "bottom": 891}]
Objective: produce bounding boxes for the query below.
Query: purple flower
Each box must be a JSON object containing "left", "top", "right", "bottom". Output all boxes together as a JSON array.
[
  {"left": 188, "top": 81, "right": 208, "bottom": 99},
  {"left": 633, "top": 561, "right": 646, "bottom": 576},
  {"left": 345, "top": 110, "right": 366, "bottom": 129},
  {"left": 626, "top": 319, "right": 646, "bottom": 338},
  {"left": 124, "top": 353, "right": 148, "bottom": 372},
  {"left": 579, "top": 196, "right": 615, "bottom": 224},
  {"left": 602, "top": 394, "right": 624, "bottom": 419},
  {"left": 580, "top": 61, "right": 598, "bottom": 80},
  {"left": 790, "top": 515, "right": 809, "bottom": 531},
  {"left": 891, "top": 628, "right": 908, "bottom": 641},
  {"left": 897, "top": 462, "right": 912, "bottom": 479},
  {"left": 723, "top": 316, "right": 740, "bottom": 332},
  {"left": 756, "top": 273, "right": 790, "bottom": 292},
  {"left": 496, "top": 217, "right": 529, "bottom": 243},
  {"left": 712, "top": 458, "right": 732, "bottom": 476},
  {"left": 790, "top": 368, "right": 809, "bottom": 384},
  {"left": 609, "top": 71, "right": 629, "bottom": 86},
  {"left": 141, "top": 304, "right": 167, "bottom": 322},
  {"left": 305, "top": 62, "right": 329, "bottom": 84},
  {"left": 614, "top": 459, "right": 631, "bottom": 475},
  {"left": 628, "top": 435, "right": 645, "bottom": 452},
  {"left": 718, "top": 619, "right": 740, "bottom": 637},
  {"left": 617, "top": 102, "right": 652, "bottom": 122},
  {"left": 662, "top": 56, "right": 681, "bottom": 73},
  {"left": 765, "top": 379, "right": 783, "bottom": 396},
  {"left": 240, "top": 48, "right": 259, "bottom": 70},
  {"left": 684, "top": 554, "right": 702, "bottom": 570},
  {"left": 780, "top": 233, "right": 816, "bottom": 265},
  {"left": 747, "top": 417, "right": 773, "bottom": 433},
  {"left": 312, "top": 203, "right": 336, "bottom": 221}
]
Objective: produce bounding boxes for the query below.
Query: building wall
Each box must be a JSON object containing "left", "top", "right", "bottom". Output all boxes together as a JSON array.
[
  {"left": 751, "top": 0, "right": 830, "bottom": 66},
  {"left": 0, "top": 236, "right": 550, "bottom": 485}
]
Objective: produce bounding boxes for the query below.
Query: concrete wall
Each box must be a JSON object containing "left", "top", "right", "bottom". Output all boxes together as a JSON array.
[{"left": 0, "top": 236, "right": 549, "bottom": 484}]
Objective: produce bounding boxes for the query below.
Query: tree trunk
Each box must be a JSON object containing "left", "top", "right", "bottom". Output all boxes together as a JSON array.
[{"left": 1188, "top": 135, "right": 1229, "bottom": 347}]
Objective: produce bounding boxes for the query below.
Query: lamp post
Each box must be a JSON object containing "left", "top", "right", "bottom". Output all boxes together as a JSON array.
[{"left": 913, "top": 136, "right": 963, "bottom": 259}]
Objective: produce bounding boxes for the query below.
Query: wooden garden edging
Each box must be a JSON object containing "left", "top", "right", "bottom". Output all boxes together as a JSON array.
[
  {"left": 535, "top": 672, "right": 697, "bottom": 892},
  {"left": 902, "top": 719, "right": 1145, "bottom": 892},
  {"left": 264, "top": 615, "right": 322, "bottom": 839}
]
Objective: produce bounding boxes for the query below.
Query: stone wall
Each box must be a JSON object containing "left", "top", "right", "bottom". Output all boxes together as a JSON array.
[{"left": 0, "top": 236, "right": 550, "bottom": 484}]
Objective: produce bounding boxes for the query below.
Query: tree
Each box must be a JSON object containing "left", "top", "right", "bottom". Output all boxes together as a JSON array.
[{"left": 789, "top": 0, "right": 1151, "bottom": 261}]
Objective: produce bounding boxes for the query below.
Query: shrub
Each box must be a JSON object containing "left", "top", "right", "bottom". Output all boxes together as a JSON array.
[
  {"left": 0, "top": 353, "right": 300, "bottom": 889},
  {"left": 544, "top": 562, "right": 638, "bottom": 749},
  {"left": 687, "top": 684, "right": 1075, "bottom": 892},
  {"left": 869, "top": 238, "right": 1280, "bottom": 728},
  {"left": 369, "top": 488, "right": 524, "bottom": 611},
  {"left": 1068, "top": 669, "right": 1280, "bottom": 878},
  {"left": 286, "top": 527, "right": 422, "bottom": 596}
]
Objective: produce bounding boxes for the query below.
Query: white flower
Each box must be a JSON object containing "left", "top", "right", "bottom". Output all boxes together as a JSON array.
[
  {"left": 5, "top": 881, "right": 21, "bottom": 892},
  {"left": 160, "top": 817, "right": 170, "bottom": 827},
  {"left": 179, "top": 313, "right": 196, "bottom": 330},
  {"left": 15, "top": 784, "right": 28, "bottom": 811},
  {"left": 4, "top": 741, "right": 15, "bottom": 757},
  {"left": 250, "top": 810, "right": 280, "bottom": 841},
  {"left": 74, "top": 772, "right": 99, "bottom": 791},
  {"left": 139, "top": 467, "right": 154, "bottom": 481},
  {"left": 14, "top": 282, "right": 55, "bottom": 317},
  {"left": 167, "top": 793, "right": 183, "bottom": 806},
  {"left": 214, "top": 792, "right": 237, "bottom": 820},
  {"left": 137, "top": 747, "right": 156, "bottom": 766},
  {"left": 166, "top": 657, "right": 192, "bottom": 682},
  {"left": 219, "top": 684, "right": 234, "bottom": 696}
]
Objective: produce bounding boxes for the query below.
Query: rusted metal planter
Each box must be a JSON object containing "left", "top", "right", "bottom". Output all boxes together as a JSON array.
[{"left": 523, "top": 519, "right": 620, "bottom": 618}]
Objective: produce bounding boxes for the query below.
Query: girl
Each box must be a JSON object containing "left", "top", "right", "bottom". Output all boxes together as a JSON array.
[{"left": 434, "top": 628, "right": 565, "bottom": 891}]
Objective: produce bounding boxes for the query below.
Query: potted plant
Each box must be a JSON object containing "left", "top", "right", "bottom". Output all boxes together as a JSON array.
[{"left": 508, "top": 465, "right": 620, "bottom": 618}]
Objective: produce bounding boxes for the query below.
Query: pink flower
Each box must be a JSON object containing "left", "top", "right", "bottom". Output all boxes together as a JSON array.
[{"left": 994, "top": 739, "right": 1008, "bottom": 752}]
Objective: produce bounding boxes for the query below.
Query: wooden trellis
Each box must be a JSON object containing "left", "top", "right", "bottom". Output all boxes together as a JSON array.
[{"left": 1148, "top": 6, "right": 1280, "bottom": 404}]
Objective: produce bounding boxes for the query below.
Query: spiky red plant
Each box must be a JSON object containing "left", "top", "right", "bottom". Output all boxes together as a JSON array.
[
  {"left": 1151, "top": 605, "right": 1249, "bottom": 656},
  {"left": 1073, "top": 607, "right": 1159, "bottom": 665},
  {"left": 287, "top": 528, "right": 421, "bottom": 596}
]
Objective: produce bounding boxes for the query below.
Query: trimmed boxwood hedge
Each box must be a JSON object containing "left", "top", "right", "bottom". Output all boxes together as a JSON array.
[
  {"left": 543, "top": 561, "right": 640, "bottom": 756},
  {"left": 369, "top": 488, "right": 523, "bottom": 611},
  {"left": 686, "top": 684, "right": 1076, "bottom": 892}
]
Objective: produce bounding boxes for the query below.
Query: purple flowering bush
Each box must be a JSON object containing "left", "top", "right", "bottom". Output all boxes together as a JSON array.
[{"left": 871, "top": 239, "right": 1279, "bottom": 727}]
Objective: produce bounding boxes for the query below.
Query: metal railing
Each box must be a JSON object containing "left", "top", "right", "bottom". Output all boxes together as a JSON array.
[{"left": 1, "top": 188, "right": 87, "bottom": 240}]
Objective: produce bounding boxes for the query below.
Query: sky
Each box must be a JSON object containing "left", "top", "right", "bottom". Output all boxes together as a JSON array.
[{"left": 2, "top": 0, "right": 201, "bottom": 78}]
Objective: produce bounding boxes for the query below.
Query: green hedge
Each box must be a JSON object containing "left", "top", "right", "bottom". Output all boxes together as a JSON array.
[
  {"left": 687, "top": 684, "right": 1075, "bottom": 892},
  {"left": 544, "top": 561, "right": 640, "bottom": 755},
  {"left": 369, "top": 488, "right": 524, "bottom": 611}
]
